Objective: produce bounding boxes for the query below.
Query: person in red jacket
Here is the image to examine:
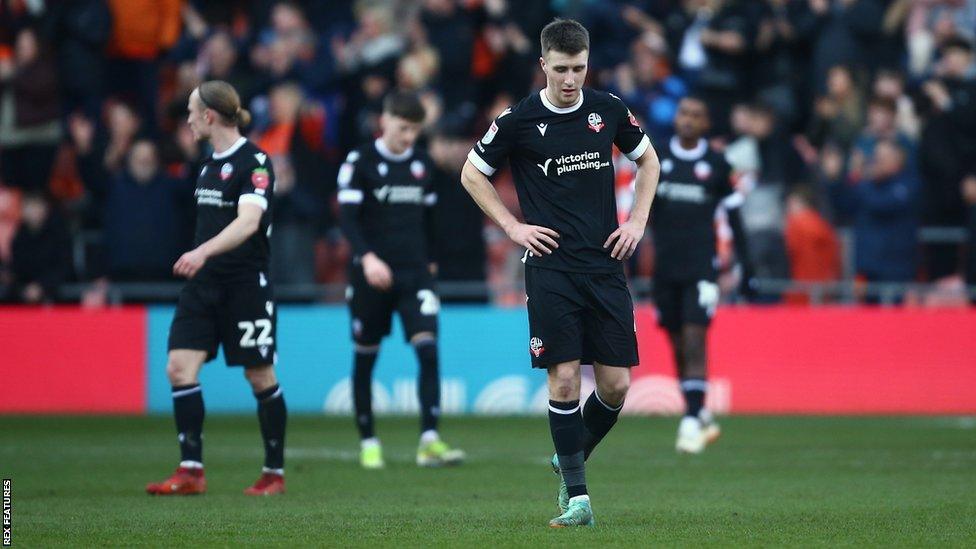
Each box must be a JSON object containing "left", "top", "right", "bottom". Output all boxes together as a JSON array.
[{"left": 784, "top": 186, "right": 841, "bottom": 304}]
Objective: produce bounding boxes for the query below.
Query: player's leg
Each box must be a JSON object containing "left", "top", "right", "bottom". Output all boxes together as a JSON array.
[
  {"left": 242, "top": 364, "right": 287, "bottom": 495},
  {"left": 398, "top": 272, "right": 464, "bottom": 466},
  {"left": 145, "top": 350, "right": 209, "bottom": 495},
  {"left": 221, "top": 278, "right": 287, "bottom": 494},
  {"left": 576, "top": 271, "right": 638, "bottom": 461},
  {"left": 547, "top": 360, "right": 594, "bottom": 527},
  {"left": 675, "top": 279, "right": 721, "bottom": 454},
  {"left": 147, "top": 282, "right": 217, "bottom": 495},
  {"left": 353, "top": 342, "right": 383, "bottom": 467},
  {"left": 347, "top": 272, "right": 394, "bottom": 468},
  {"left": 581, "top": 364, "right": 629, "bottom": 460}
]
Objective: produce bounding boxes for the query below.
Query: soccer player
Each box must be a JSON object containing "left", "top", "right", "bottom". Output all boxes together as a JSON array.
[
  {"left": 652, "top": 96, "right": 755, "bottom": 454},
  {"left": 460, "top": 19, "right": 660, "bottom": 527},
  {"left": 337, "top": 91, "right": 465, "bottom": 469},
  {"left": 146, "top": 81, "right": 287, "bottom": 496}
]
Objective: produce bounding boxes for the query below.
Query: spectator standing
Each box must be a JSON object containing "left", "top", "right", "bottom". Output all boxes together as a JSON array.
[
  {"left": 830, "top": 139, "right": 920, "bottom": 287},
  {"left": 0, "top": 27, "right": 62, "bottom": 192},
  {"left": 4, "top": 193, "right": 71, "bottom": 304},
  {"left": 784, "top": 185, "right": 841, "bottom": 303}
]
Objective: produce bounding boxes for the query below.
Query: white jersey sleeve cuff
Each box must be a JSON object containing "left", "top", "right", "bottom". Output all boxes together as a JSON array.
[
  {"left": 467, "top": 150, "right": 497, "bottom": 176},
  {"left": 239, "top": 193, "right": 268, "bottom": 211},
  {"left": 338, "top": 189, "right": 364, "bottom": 204},
  {"left": 624, "top": 134, "right": 651, "bottom": 161}
]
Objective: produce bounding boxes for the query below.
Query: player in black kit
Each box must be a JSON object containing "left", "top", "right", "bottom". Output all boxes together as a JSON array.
[
  {"left": 652, "top": 96, "right": 754, "bottom": 454},
  {"left": 146, "top": 81, "right": 287, "bottom": 497},
  {"left": 461, "top": 19, "right": 660, "bottom": 527},
  {"left": 338, "top": 92, "right": 464, "bottom": 469}
]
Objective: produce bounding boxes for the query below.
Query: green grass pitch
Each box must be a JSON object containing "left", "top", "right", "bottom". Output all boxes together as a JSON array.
[{"left": 3, "top": 415, "right": 974, "bottom": 547}]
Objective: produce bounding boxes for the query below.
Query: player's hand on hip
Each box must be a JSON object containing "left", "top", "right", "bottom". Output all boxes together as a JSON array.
[
  {"left": 362, "top": 252, "right": 394, "bottom": 290},
  {"left": 506, "top": 222, "right": 559, "bottom": 256},
  {"left": 173, "top": 248, "right": 207, "bottom": 278},
  {"left": 604, "top": 219, "right": 644, "bottom": 260}
]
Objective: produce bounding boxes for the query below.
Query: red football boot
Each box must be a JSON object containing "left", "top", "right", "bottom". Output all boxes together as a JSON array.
[
  {"left": 146, "top": 467, "right": 206, "bottom": 495},
  {"left": 244, "top": 472, "right": 285, "bottom": 496}
]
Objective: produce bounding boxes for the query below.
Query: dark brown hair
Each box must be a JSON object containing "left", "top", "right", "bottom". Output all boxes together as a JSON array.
[
  {"left": 198, "top": 80, "right": 252, "bottom": 128},
  {"left": 383, "top": 91, "right": 426, "bottom": 123},
  {"left": 540, "top": 18, "right": 589, "bottom": 56}
]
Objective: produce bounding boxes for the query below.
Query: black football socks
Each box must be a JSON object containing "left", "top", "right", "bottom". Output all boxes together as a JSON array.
[
  {"left": 353, "top": 349, "right": 379, "bottom": 440},
  {"left": 549, "top": 399, "right": 587, "bottom": 498},
  {"left": 414, "top": 339, "right": 441, "bottom": 434},
  {"left": 254, "top": 383, "right": 287, "bottom": 472},
  {"left": 681, "top": 378, "right": 707, "bottom": 418},
  {"left": 172, "top": 384, "right": 204, "bottom": 467},
  {"left": 581, "top": 390, "right": 623, "bottom": 460}
]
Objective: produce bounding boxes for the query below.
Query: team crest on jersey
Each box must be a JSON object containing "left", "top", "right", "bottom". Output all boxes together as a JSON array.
[
  {"left": 482, "top": 121, "right": 499, "bottom": 144},
  {"left": 587, "top": 112, "right": 604, "bottom": 133},
  {"left": 661, "top": 159, "right": 673, "bottom": 174},
  {"left": 529, "top": 337, "right": 545, "bottom": 358},
  {"left": 251, "top": 167, "right": 270, "bottom": 190},
  {"left": 220, "top": 162, "right": 234, "bottom": 180},
  {"left": 694, "top": 160, "right": 712, "bottom": 181},
  {"left": 410, "top": 160, "right": 426, "bottom": 180}
]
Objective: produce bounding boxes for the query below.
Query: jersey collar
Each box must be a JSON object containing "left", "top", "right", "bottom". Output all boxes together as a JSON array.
[
  {"left": 212, "top": 136, "right": 247, "bottom": 160},
  {"left": 539, "top": 88, "right": 584, "bottom": 114},
  {"left": 669, "top": 136, "right": 707, "bottom": 161},
  {"left": 374, "top": 138, "right": 413, "bottom": 162}
]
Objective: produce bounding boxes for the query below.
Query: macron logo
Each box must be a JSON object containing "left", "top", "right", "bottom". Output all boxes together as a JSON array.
[
  {"left": 537, "top": 158, "right": 553, "bottom": 176},
  {"left": 537, "top": 123, "right": 548, "bottom": 136},
  {"left": 254, "top": 153, "right": 267, "bottom": 165},
  {"left": 374, "top": 185, "right": 392, "bottom": 201}
]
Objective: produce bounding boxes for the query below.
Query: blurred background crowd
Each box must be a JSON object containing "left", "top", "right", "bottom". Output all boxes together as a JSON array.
[{"left": 0, "top": 0, "right": 974, "bottom": 306}]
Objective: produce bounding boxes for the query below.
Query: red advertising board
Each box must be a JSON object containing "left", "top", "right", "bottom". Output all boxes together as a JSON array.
[
  {"left": 633, "top": 307, "right": 976, "bottom": 414},
  {"left": 0, "top": 307, "right": 146, "bottom": 413}
]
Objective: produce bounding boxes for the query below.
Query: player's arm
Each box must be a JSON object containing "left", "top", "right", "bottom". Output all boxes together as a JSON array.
[
  {"left": 460, "top": 160, "right": 559, "bottom": 256},
  {"left": 720, "top": 163, "right": 757, "bottom": 299},
  {"left": 462, "top": 109, "right": 559, "bottom": 255},
  {"left": 174, "top": 202, "right": 263, "bottom": 278},
  {"left": 605, "top": 143, "right": 660, "bottom": 260},
  {"left": 605, "top": 100, "right": 661, "bottom": 260},
  {"left": 337, "top": 152, "right": 393, "bottom": 290}
]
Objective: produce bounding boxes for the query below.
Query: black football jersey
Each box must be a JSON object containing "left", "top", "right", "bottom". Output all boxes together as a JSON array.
[
  {"left": 337, "top": 139, "right": 436, "bottom": 268},
  {"left": 651, "top": 136, "right": 737, "bottom": 279},
  {"left": 468, "top": 88, "right": 651, "bottom": 273},
  {"left": 193, "top": 137, "right": 274, "bottom": 282}
]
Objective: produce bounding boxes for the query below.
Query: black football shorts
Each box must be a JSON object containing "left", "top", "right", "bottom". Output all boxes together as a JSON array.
[
  {"left": 525, "top": 266, "right": 638, "bottom": 369},
  {"left": 168, "top": 273, "right": 277, "bottom": 367},
  {"left": 652, "top": 273, "right": 719, "bottom": 331},
  {"left": 347, "top": 266, "right": 439, "bottom": 345}
]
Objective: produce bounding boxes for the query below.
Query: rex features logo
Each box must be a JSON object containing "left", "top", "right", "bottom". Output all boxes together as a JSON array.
[{"left": 537, "top": 151, "right": 610, "bottom": 177}]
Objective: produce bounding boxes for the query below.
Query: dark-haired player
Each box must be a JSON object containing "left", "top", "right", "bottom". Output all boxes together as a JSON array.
[
  {"left": 461, "top": 19, "right": 660, "bottom": 527},
  {"left": 146, "top": 80, "right": 287, "bottom": 496},
  {"left": 338, "top": 91, "right": 465, "bottom": 469},
  {"left": 652, "top": 96, "right": 754, "bottom": 453}
]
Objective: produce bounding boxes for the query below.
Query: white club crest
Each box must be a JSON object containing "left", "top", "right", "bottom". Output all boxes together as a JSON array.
[
  {"left": 694, "top": 160, "right": 712, "bottom": 181},
  {"left": 587, "top": 112, "right": 604, "bottom": 133},
  {"left": 410, "top": 160, "right": 426, "bottom": 179}
]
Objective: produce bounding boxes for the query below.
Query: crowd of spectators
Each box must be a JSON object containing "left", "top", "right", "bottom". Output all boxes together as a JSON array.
[{"left": 0, "top": 0, "right": 974, "bottom": 305}]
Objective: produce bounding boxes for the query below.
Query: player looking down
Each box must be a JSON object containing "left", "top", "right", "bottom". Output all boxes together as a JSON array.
[
  {"left": 461, "top": 19, "right": 660, "bottom": 527},
  {"left": 338, "top": 91, "right": 465, "bottom": 469},
  {"left": 146, "top": 80, "right": 287, "bottom": 496}
]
